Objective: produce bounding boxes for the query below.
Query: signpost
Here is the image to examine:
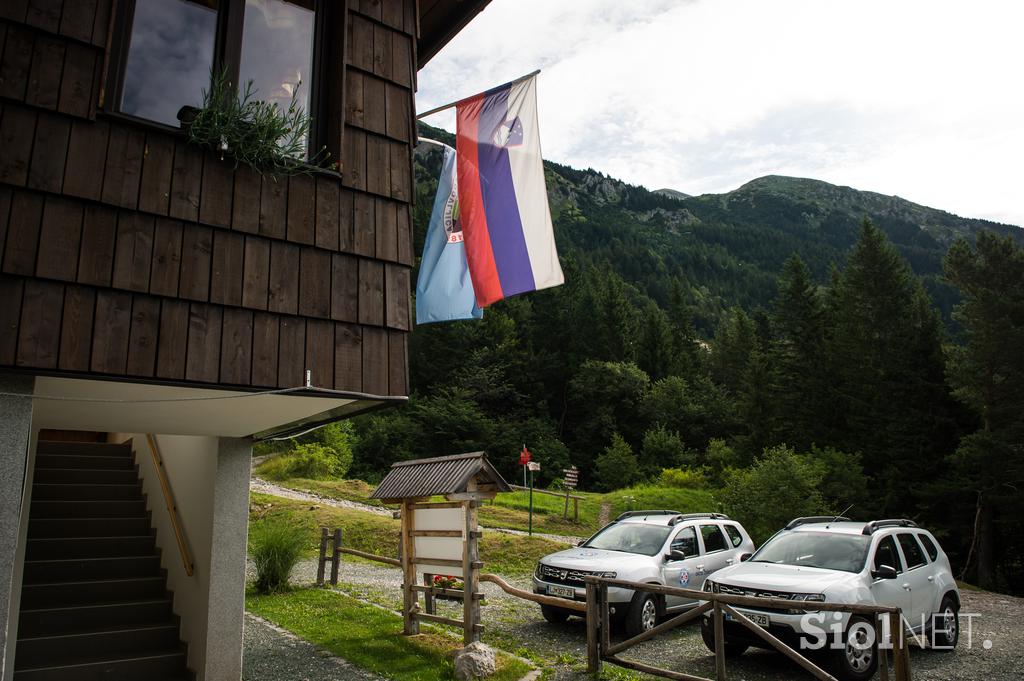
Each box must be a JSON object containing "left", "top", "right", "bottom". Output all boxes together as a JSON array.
[
  {"left": 527, "top": 460, "right": 540, "bottom": 536},
  {"left": 519, "top": 445, "right": 531, "bottom": 487},
  {"left": 562, "top": 466, "right": 578, "bottom": 519}
]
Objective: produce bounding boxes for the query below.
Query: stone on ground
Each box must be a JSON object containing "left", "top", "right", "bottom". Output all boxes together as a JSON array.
[{"left": 453, "top": 641, "right": 496, "bottom": 680}]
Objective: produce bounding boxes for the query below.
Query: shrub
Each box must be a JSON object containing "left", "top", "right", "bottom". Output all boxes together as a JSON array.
[
  {"left": 594, "top": 433, "right": 640, "bottom": 492},
  {"left": 258, "top": 441, "right": 351, "bottom": 481},
  {"left": 639, "top": 425, "right": 687, "bottom": 479},
  {"left": 250, "top": 523, "right": 307, "bottom": 594},
  {"left": 659, "top": 467, "right": 708, "bottom": 489}
]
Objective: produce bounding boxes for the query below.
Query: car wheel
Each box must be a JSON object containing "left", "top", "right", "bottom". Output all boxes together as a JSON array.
[
  {"left": 700, "top": 616, "right": 749, "bottom": 657},
  {"left": 624, "top": 592, "right": 658, "bottom": 637},
  {"left": 931, "top": 595, "right": 959, "bottom": 650},
  {"left": 829, "top": 615, "right": 879, "bottom": 681},
  {"left": 540, "top": 604, "right": 571, "bottom": 624}
]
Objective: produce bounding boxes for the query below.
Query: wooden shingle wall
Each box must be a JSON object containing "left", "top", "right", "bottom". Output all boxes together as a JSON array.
[{"left": 0, "top": 0, "right": 415, "bottom": 396}]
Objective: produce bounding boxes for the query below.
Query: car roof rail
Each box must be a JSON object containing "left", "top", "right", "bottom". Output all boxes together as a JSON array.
[
  {"left": 677, "top": 512, "right": 730, "bottom": 521},
  {"left": 862, "top": 519, "right": 919, "bottom": 535},
  {"left": 615, "top": 509, "right": 683, "bottom": 521},
  {"left": 785, "top": 516, "right": 852, "bottom": 530}
]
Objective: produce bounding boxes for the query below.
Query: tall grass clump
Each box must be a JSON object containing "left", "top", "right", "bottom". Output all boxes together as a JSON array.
[{"left": 250, "top": 524, "right": 307, "bottom": 594}]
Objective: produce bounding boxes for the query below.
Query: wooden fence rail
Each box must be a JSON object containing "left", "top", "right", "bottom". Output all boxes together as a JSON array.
[{"left": 584, "top": 576, "right": 912, "bottom": 681}]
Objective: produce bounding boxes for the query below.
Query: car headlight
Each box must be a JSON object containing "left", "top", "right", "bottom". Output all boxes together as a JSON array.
[
  {"left": 594, "top": 571, "right": 617, "bottom": 579},
  {"left": 704, "top": 580, "right": 717, "bottom": 593},
  {"left": 535, "top": 563, "right": 544, "bottom": 579}
]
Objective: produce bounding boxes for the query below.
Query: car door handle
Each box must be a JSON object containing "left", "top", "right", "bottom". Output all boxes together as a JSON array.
[
  {"left": 901, "top": 583, "right": 912, "bottom": 591},
  {"left": 696, "top": 565, "right": 705, "bottom": 572},
  {"left": 927, "top": 576, "right": 934, "bottom": 582},
  {"left": 725, "top": 559, "right": 734, "bottom": 565}
]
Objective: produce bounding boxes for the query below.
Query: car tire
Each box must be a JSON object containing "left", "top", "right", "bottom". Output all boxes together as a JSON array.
[
  {"left": 624, "top": 592, "right": 659, "bottom": 638},
  {"left": 700, "top": 616, "right": 749, "bottom": 657},
  {"left": 931, "top": 595, "right": 959, "bottom": 650},
  {"left": 829, "top": 615, "right": 879, "bottom": 681},
  {"left": 540, "top": 604, "right": 571, "bottom": 624}
]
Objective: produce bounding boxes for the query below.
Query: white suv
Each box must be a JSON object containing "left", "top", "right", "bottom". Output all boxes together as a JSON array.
[
  {"left": 701, "top": 517, "right": 960, "bottom": 681},
  {"left": 533, "top": 511, "right": 756, "bottom": 636}
]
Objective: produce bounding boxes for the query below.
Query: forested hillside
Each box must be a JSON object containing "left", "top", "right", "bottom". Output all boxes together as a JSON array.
[{"left": 343, "top": 124, "right": 1023, "bottom": 594}]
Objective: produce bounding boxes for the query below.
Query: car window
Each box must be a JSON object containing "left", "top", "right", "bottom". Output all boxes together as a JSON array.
[
  {"left": 700, "top": 524, "right": 728, "bottom": 553},
  {"left": 873, "top": 535, "right": 904, "bottom": 573},
  {"left": 918, "top": 533, "right": 939, "bottom": 562},
  {"left": 724, "top": 524, "right": 744, "bottom": 548},
  {"left": 585, "top": 523, "right": 672, "bottom": 556},
  {"left": 753, "top": 531, "right": 870, "bottom": 573},
  {"left": 671, "top": 526, "right": 698, "bottom": 557},
  {"left": 897, "top": 533, "right": 928, "bottom": 569}
]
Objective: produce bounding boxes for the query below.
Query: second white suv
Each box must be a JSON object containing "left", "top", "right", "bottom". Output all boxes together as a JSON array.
[{"left": 701, "top": 517, "right": 960, "bottom": 681}]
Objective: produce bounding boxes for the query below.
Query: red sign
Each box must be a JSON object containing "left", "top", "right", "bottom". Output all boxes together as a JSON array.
[{"left": 519, "top": 445, "right": 532, "bottom": 466}]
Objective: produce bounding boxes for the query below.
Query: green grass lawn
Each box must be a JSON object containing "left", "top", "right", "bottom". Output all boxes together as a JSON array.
[
  {"left": 246, "top": 588, "right": 533, "bottom": 681},
  {"left": 249, "top": 492, "right": 568, "bottom": 577}
]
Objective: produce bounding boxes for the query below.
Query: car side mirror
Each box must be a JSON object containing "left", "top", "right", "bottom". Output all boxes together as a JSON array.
[
  {"left": 739, "top": 552, "right": 752, "bottom": 562},
  {"left": 577, "top": 540, "right": 586, "bottom": 547},
  {"left": 872, "top": 564, "right": 898, "bottom": 580},
  {"left": 666, "top": 549, "right": 686, "bottom": 562}
]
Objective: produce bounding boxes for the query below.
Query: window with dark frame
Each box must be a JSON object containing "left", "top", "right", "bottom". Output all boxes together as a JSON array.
[{"left": 111, "top": 0, "right": 332, "bottom": 159}]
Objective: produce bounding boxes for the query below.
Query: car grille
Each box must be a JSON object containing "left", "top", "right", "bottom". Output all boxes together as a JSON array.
[
  {"left": 717, "top": 584, "right": 801, "bottom": 614},
  {"left": 537, "top": 564, "right": 593, "bottom": 588}
]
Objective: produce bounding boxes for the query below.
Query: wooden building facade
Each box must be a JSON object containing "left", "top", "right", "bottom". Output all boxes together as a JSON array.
[{"left": 0, "top": 0, "right": 487, "bottom": 401}]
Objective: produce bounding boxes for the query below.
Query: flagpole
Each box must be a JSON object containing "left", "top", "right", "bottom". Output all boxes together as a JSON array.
[{"left": 416, "top": 69, "right": 541, "bottom": 120}]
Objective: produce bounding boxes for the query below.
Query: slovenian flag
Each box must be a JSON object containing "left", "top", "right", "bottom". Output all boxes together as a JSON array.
[
  {"left": 456, "top": 74, "right": 564, "bottom": 307},
  {"left": 415, "top": 143, "right": 484, "bottom": 324}
]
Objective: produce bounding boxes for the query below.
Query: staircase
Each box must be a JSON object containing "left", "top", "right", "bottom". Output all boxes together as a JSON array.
[{"left": 14, "top": 441, "right": 194, "bottom": 681}]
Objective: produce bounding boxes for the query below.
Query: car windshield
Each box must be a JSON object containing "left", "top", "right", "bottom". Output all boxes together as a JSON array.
[
  {"left": 585, "top": 523, "right": 672, "bottom": 556},
  {"left": 751, "top": 531, "right": 870, "bottom": 573}
]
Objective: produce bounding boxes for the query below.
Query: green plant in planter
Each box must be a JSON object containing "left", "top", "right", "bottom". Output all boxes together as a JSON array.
[{"left": 185, "top": 68, "right": 330, "bottom": 177}]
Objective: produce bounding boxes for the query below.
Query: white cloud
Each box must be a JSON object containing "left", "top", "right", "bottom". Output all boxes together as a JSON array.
[{"left": 418, "top": 0, "right": 1024, "bottom": 226}]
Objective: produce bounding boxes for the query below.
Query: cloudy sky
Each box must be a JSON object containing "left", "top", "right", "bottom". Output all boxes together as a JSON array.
[{"left": 417, "top": 0, "right": 1024, "bottom": 227}]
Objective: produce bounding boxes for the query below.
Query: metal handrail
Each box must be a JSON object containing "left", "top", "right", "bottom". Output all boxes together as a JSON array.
[{"left": 145, "top": 434, "right": 194, "bottom": 576}]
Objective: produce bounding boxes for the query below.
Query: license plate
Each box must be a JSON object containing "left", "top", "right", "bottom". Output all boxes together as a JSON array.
[
  {"left": 548, "top": 585, "right": 575, "bottom": 599},
  {"left": 726, "top": 611, "right": 770, "bottom": 628}
]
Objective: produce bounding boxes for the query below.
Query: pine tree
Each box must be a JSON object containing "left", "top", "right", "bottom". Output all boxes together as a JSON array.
[
  {"left": 770, "top": 254, "right": 828, "bottom": 449},
  {"left": 710, "top": 307, "right": 757, "bottom": 395},
  {"left": 944, "top": 232, "right": 1024, "bottom": 589},
  {"left": 828, "top": 220, "right": 957, "bottom": 516}
]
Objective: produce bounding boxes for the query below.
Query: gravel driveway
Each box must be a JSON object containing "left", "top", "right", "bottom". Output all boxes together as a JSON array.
[{"left": 250, "top": 555, "right": 1024, "bottom": 681}]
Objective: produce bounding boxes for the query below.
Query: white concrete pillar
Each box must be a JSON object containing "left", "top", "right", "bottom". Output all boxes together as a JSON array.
[
  {"left": 202, "top": 437, "right": 252, "bottom": 681},
  {"left": 0, "top": 374, "right": 34, "bottom": 681}
]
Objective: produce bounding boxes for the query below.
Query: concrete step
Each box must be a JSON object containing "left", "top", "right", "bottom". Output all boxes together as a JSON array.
[
  {"left": 36, "top": 441, "right": 133, "bottom": 457},
  {"left": 29, "top": 516, "right": 153, "bottom": 538},
  {"left": 35, "top": 454, "right": 135, "bottom": 471},
  {"left": 20, "top": 576, "right": 168, "bottom": 609},
  {"left": 17, "top": 599, "right": 176, "bottom": 638},
  {"left": 30, "top": 499, "right": 149, "bottom": 519},
  {"left": 22, "top": 555, "right": 162, "bottom": 584},
  {"left": 16, "top": 624, "right": 182, "bottom": 668},
  {"left": 32, "top": 468, "right": 140, "bottom": 485},
  {"left": 26, "top": 535, "right": 156, "bottom": 560},
  {"left": 31, "top": 483, "right": 143, "bottom": 501},
  {"left": 13, "top": 648, "right": 189, "bottom": 681}
]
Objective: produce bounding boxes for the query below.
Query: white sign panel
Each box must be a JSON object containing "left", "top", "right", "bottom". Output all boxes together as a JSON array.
[{"left": 413, "top": 506, "right": 465, "bottom": 578}]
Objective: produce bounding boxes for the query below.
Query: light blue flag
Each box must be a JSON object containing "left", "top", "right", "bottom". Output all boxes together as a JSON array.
[{"left": 415, "top": 144, "right": 484, "bottom": 324}]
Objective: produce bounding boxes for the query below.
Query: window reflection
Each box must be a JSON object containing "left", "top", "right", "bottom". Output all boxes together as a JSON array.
[
  {"left": 239, "top": 0, "right": 315, "bottom": 129},
  {"left": 121, "top": 0, "right": 218, "bottom": 126}
]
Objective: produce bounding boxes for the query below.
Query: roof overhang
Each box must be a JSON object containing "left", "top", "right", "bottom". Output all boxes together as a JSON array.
[
  {"left": 418, "top": 0, "right": 492, "bottom": 68},
  {"left": 30, "top": 376, "right": 406, "bottom": 440}
]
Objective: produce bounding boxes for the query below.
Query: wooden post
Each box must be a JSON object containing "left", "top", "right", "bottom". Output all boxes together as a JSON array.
[
  {"left": 713, "top": 600, "right": 727, "bottom": 680},
  {"left": 330, "top": 528, "right": 342, "bottom": 585},
  {"left": 574, "top": 496, "right": 579, "bottom": 523},
  {"left": 402, "top": 500, "right": 419, "bottom": 635},
  {"left": 563, "top": 489, "right": 570, "bottom": 519},
  {"left": 463, "top": 500, "right": 481, "bottom": 645},
  {"left": 586, "top": 581, "right": 601, "bottom": 675},
  {"left": 424, "top": 573, "right": 436, "bottom": 615},
  {"left": 316, "top": 527, "right": 328, "bottom": 586},
  {"left": 875, "top": 614, "right": 889, "bottom": 681},
  {"left": 889, "top": 611, "right": 910, "bottom": 681},
  {"left": 599, "top": 583, "right": 611, "bottom": 654}
]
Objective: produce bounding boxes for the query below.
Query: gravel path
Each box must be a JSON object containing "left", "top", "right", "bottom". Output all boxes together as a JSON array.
[
  {"left": 250, "top": 477, "right": 583, "bottom": 544},
  {"left": 250, "top": 552, "right": 1024, "bottom": 681},
  {"left": 243, "top": 612, "right": 384, "bottom": 681}
]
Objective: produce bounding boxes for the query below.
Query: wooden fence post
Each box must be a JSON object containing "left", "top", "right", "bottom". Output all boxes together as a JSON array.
[
  {"left": 330, "top": 528, "right": 342, "bottom": 585},
  {"left": 402, "top": 500, "right": 419, "bottom": 635},
  {"left": 586, "top": 581, "right": 601, "bottom": 676},
  {"left": 713, "top": 600, "right": 727, "bottom": 680},
  {"left": 424, "top": 573, "right": 436, "bottom": 614},
  {"left": 889, "top": 611, "right": 910, "bottom": 681},
  {"left": 316, "top": 527, "right": 328, "bottom": 586},
  {"left": 463, "top": 500, "right": 482, "bottom": 645}
]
